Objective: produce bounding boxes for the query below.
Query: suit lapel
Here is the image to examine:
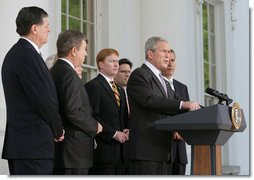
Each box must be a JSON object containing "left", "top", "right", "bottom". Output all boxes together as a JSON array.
[
  {"left": 118, "top": 86, "right": 127, "bottom": 110},
  {"left": 142, "top": 64, "right": 167, "bottom": 98},
  {"left": 173, "top": 80, "right": 189, "bottom": 101},
  {"left": 97, "top": 74, "right": 120, "bottom": 108},
  {"left": 173, "top": 80, "right": 182, "bottom": 100},
  {"left": 173, "top": 80, "right": 178, "bottom": 93}
]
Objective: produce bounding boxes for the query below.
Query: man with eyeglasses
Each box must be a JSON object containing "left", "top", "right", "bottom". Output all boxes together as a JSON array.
[
  {"left": 115, "top": 58, "right": 133, "bottom": 90},
  {"left": 115, "top": 58, "right": 133, "bottom": 115}
]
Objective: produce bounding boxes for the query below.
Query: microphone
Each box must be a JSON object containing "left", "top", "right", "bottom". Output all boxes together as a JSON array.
[{"left": 205, "top": 88, "right": 233, "bottom": 105}]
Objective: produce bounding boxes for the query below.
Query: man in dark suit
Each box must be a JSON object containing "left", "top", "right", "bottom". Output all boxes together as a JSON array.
[
  {"left": 114, "top": 58, "right": 133, "bottom": 117},
  {"left": 114, "top": 58, "right": 133, "bottom": 173},
  {"left": 85, "top": 48, "right": 129, "bottom": 175},
  {"left": 162, "top": 49, "right": 189, "bottom": 175},
  {"left": 1, "top": 6, "right": 64, "bottom": 175},
  {"left": 127, "top": 36, "right": 200, "bottom": 175},
  {"left": 50, "top": 30, "right": 103, "bottom": 175}
]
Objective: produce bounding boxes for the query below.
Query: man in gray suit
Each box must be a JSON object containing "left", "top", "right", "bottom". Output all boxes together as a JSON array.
[
  {"left": 127, "top": 36, "right": 200, "bottom": 175},
  {"left": 50, "top": 30, "right": 102, "bottom": 175}
]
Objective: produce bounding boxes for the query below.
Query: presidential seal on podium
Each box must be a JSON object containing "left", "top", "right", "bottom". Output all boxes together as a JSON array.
[{"left": 231, "top": 102, "right": 242, "bottom": 129}]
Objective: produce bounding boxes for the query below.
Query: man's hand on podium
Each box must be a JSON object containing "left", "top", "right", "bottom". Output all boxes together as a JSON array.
[{"left": 182, "top": 101, "right": 201, "bottom": 111}]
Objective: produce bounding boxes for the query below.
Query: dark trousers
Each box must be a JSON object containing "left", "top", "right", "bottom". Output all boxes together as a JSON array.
[
  {"left": 172, "top": 163, "right": 186, "bottom": 175},
  {"left": 167, "top": 161, "right": 186, "bottom": 175},
  {"left": 127, "top": 160, "right": 168, "bottom": 175},
  {"left": 53, "top": 168, "right": 89, "bottom": 175},
  {"left": 89, "top": 160, "right": 126, "bottom": 175},
  {"left": 167, "top": 141, "right": 187, "bottom": 175},
  {"left": 8, "top": 159, "right": 53, "bottom": 175}
]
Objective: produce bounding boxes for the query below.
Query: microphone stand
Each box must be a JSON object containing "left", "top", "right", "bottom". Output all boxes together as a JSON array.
[{"left": 217, "top": 97, "right": 233, "bottom": 106}]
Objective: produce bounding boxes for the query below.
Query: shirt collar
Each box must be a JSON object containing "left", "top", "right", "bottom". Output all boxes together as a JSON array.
[
  {"left": 144, "top": 60, "right": 162, "bottom": 79},
  {"left": 169, "top": 76, "right": 174, "bottom": 84},
  {"left": 163, "top": 76, "right": 174, "bottom": 84},
  {"left": 59, "top": 58, "right": 75, "bottom": 69},
  {"left": 99, "top": 72, "right": 114, "bottom": 84}
]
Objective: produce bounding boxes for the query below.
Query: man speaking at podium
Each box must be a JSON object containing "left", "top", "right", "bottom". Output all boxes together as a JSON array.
[{"left": 127, "top": 37, "right": 200, "bottom": 175}]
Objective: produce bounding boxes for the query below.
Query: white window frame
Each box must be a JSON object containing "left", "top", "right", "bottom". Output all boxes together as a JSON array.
[
  {"left": 61, "top": 0, "right": 98, "bottom": 83},
  {"left": 202, "top": 0, "right": 218, "bottom": 106},
  {"left": 195, "top": 0, "right": 228, "bottom": 105},
  {"left": 195, "top": 0, "right": 237, "bottom": 170}
]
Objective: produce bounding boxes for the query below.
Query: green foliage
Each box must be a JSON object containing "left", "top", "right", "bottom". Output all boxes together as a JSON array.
[
  {"left": 204, "top": 62, "right": 209, "bottom": 90},
  {"left": 69, "top": 0, "right": 81, "bottom": 18}
]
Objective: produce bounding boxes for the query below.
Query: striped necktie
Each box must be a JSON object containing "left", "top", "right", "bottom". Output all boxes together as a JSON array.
[{"left": 110, "top": 81, "right": 120, "bottom": 107}]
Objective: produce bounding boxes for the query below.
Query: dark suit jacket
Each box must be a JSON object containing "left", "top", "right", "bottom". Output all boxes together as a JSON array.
[
  {"left": 1, "top": 39, "right": 63, "bottom": 159},
  {"left": 127, "top": 64, "right": 181, "bottom": 161},
  {"left": 172, "top": 79, "right": 189, "bottom": 164},
  {"left": 50, "top": 60, "right": 98, "bottom": 168},
  {"left": 85, "top": 74, "right": 128, "bottom": 163}
]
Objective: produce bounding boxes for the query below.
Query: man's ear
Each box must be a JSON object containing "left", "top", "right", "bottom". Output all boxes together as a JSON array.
[
  {"left": 147, "top": 49, "right": 154, "bottom": 59},
  {"left": 98, "top": 61, "right": 104, "bottom": 70},
  {"left": 71, "top": 47, "right": 77, "bottom": 57},
  {"left": 30, "top": 24, "right": 37, "bottom": 35}
]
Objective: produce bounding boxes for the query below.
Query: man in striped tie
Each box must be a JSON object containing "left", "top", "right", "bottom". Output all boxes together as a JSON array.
[
  {"left": 111, "top": 80, "right": 121, "bottom": 107},
  {"left": 85, "top": 48, "right": 129, "bottom": 175}
]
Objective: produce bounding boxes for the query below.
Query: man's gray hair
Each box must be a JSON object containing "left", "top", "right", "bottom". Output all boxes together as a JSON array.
[
  {"left": 145, "top": 36, "right": 168, "bottom": 59},
  {"left": 57, "top": 30, "right": 87, "bottom": 58}
]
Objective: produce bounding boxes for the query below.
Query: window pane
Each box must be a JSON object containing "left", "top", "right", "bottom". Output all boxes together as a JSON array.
[
  {"left": 205, "top": 95, "right": 217, "bottom": 106},
  {"left": 210, "top": 34, "right": 215, "bottom": 64},
  {"left": 83, "top": 23, "right": 95, "bottom": 66},
  {"left": 69, "top": 0, "right": 81, "bottom": 18},
  {"left": 69, "top": 17, "right": 81, "bottom": 31},
  {"left": 203, "top": 31, "right": 209, "bottom": 62},
  {"left": 204, "top": 62, "right": 210, "bottom": 90},
  {"left": 82, "top": 70, "right": 88, "bottom": 84},
  {"left": 83, "top": 23, "right": 94, "bottom": 38},
  {"left": 203, "top": 3, "right": 208, "bottom": 31},
  {"left": 211, "top": 65, "right": 216, "bottom": 88},
  {"left": 61, "top": 15, "right": 67, "bottom": 31},
  {"left": 83, "top": 0, "right": 94, "bottom": 22},
  {"left": 62, "top": 0, "right": 66, "bottom": 14},
  {"left": 209, "top": 4, "right": 215, "bottom": 33},
  {"left": 202, "top": 1, "right": 217, "bottom": 106},
  {"left": 61, "top": 0, "right": 97, "bottom": 82},
  {"left": 85, "top": 48, "right": 95, "bottom": 66}
]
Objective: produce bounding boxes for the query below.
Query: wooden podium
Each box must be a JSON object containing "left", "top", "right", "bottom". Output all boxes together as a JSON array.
[{"left": 154, "top": 104, "right": 246, "bottom": 175}]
